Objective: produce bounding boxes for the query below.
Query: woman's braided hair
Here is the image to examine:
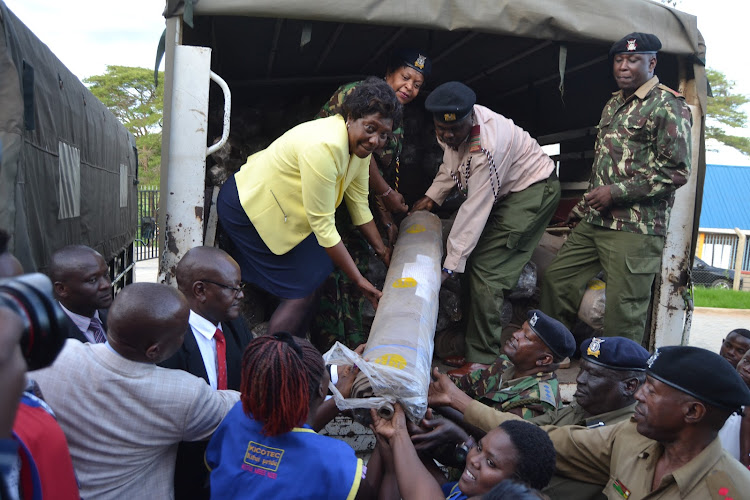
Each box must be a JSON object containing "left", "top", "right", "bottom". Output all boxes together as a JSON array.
[{"left": 240, "top": 332, "right": 325, "bottom": 436}]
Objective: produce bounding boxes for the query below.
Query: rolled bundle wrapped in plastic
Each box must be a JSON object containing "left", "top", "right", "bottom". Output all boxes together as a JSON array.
[{"left": 323, "top": 211, "right": 443, "bottom": 423}]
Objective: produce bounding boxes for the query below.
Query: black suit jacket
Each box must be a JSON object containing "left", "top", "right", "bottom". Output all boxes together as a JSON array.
[
  {"left": 60, "top": 304, "right": 109, "bottom": 343},
  {"left": 159, "top": 315, "right": 254, "bottom": 500}
]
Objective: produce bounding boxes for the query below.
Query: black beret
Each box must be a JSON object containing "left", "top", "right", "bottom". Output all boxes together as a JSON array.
[
  {"left": 393, "top": 48, "right": 432, "bottom": 76},
  {"left": 646, "top": 346, "right": 750, "bottom": 412},
  {"left": 424, "top": 82, "right": 476, "bottom": 123},
  {"left": 581, "top": 337, "right": 650, "bottom": 371},
  {"left": 527, "top": 310, "right": 576, "bottom": 360},
  {"left": 609, "top": 32, "right": 662, "bottom": 58}
]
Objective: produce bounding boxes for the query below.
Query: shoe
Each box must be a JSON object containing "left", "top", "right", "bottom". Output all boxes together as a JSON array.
[
  {"left": 559, "top": 357, "right": 571, "bottom": 369},
  {"left": 447, "top": 362, "right": 489, "bottom": 377},
  {"left": 442, "top": 355, "right": 466, "bottom": 368}
]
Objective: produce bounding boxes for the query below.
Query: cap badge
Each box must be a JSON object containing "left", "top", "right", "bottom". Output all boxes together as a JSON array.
[
  {"left": 530, "top": 312, "right": 539, "bottom": 327},
  {"left": 414, "top": 54, "right": 426, "bottom": 70},
  {"left": 587, "top": 337, "right": 605, "bottom": 358},
  {"left": 444, "top": 113, "right": 456, "bottom": 122},
  {"left": 646, "top": 349, "right": 660, "bottom": 368},
  {"left": 626, "top": 38, "right": 637, "bottom": 51}
]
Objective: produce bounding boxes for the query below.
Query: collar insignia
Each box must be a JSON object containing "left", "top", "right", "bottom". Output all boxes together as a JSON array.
[
  {"left": 587, "top": 337, "right": 605, "bottom": 358},
  {"left": 626, "top": 39, "right": 637, "bottom": 51},
  {"left": 414, "top": 54, "right": 426, "bottom": 69},
  {"left": 530, "top": 312, "right": 539, "bottom": 327},
  {"left": 646, "top": 349, "right": 660, "bottom": 368}
]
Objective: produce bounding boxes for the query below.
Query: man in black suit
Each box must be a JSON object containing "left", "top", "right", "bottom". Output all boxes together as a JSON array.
[
  {"left": 49, "top": 245, "right": 113, "bottom": 343},
  {"left": 161, "top": 246, "right": 253, "bottom": 500}
]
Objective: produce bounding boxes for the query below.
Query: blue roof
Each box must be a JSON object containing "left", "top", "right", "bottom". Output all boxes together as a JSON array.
[{"left": 699, "top": 164, "right": 750, "bottom": 230}]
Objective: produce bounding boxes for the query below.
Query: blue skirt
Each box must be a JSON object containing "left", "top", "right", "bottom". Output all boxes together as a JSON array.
[{"left": 216, "top": 175, "right": 334, "bottom": 299}]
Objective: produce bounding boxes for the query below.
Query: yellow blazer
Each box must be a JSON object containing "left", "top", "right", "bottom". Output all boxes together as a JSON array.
[{"left": 234, "top": 115, "right": 373, "bottom": 255}]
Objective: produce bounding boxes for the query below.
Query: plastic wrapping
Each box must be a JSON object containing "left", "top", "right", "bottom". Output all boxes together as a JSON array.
[
  {"left": 577, "top": 278, "right": 606, "bottom": 331},
  {"left": 508, "top": 261, "right": 538, "bottom": 300},
  {"left": 323, "top": 211, "right": 443, "bottom": 422}
]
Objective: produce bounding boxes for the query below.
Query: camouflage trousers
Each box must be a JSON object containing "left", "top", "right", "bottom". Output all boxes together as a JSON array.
[{"left": 539, "top": 222, "right": 664, "bottom": 344}]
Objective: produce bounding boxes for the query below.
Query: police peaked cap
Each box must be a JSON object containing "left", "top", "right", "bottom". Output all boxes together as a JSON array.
[
  {"left": 581, "top": 337, "right": 650, "bottom": 371},
  {"left": 425, "top": 81, "right": 476, "bottom": 123},
  {"left": 646, "top": 345, "right": 750, "bottom": 412},
  {"left": 526, "top": 310, "right": 576, "bottom": 360},
  {"left": 609, "top": 32, "right": 662, "bottom": 58},
  {"left": 393, "top": 48, "right": 432, "bottom": 76}
]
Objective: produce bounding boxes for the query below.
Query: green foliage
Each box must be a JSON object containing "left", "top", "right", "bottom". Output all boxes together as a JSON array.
[
  {"left": 706, "top": 68, "right": 750, "bottom": 156},
  {"left": 693, "top": 286, "right": 750, "bottom": 309},
  {"left": 84, "top": 66, "right": 164, "bottom": 184}
]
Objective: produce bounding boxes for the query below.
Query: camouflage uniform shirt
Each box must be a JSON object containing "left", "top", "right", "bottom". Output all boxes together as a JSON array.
[
  {"left": 453, "top": 355, "right": 561, "bottom": 420},
  {"left": 316, "top": 80, "right": 404, "bottom": 184},
  {"left": 572, "top": 76, "right": 692, "bottom": 236}
]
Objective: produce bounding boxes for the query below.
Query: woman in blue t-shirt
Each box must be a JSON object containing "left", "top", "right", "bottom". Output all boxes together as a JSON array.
[{"left": 206, "top": 332, "right": 375, "bottom": 499}]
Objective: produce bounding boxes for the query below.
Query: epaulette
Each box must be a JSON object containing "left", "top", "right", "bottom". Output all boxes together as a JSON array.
[
  {"left": 705, "top": 470, "right": 739, "bottom": 500},
  {"left": 657, "top": 83, "right": 684, "bottom": 98},
  {"left": 469, "top": 125, "right": 481, "bottom": 153},
  {"left": 538, "top": 381, "right": 558, "bottom": 407}
]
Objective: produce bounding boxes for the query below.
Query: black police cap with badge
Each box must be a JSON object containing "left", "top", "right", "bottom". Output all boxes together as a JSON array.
[
  {"left": 609, "top": 32, "right": 662, "bottom": 58},
  {"left": 425, "top": 81, "right": 476, "bottom": 123},
  {"left": 646, "top": 345, "right": 750, "bottom": 412},
  {"left": 392, "top": 48, "right": 432, "bottom": 76},
  {"left": 581, "top": 337, "right": 650, "bottom": 371},
  {"left": 526, "top": 309, "right": 576, "bottom": 360}
]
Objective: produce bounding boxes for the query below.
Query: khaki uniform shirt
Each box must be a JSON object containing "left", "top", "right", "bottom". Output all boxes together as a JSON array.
[
  {"left": 548, "top": 419, "right": 750, "bottom": 500},
  {"left": 464, "top": 403, "right": 750, "bottom": 499},
  {"left": 424, "top": 105, "right": 554, "bottom": 272}
]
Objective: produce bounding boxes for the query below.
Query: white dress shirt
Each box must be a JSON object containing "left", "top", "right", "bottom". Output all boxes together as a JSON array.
[{"left": 189, "top": 310, "right": 223, "bottom": 390}]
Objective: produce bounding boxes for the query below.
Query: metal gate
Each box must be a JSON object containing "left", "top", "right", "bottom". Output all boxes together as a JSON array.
[{"left": 136, "top": 186, "right": 159, "bottom": 261}]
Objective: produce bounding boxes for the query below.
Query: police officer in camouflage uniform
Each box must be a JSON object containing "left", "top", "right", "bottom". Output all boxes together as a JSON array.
[
  {"left": 540, "top": 33, "right": 692, "bottom": 344},
  {"left": 451, "top": 310, "right": 575, "bottom": 420},
  {"left": 311, "top": 51, "right": 431, "bottom": 351}
]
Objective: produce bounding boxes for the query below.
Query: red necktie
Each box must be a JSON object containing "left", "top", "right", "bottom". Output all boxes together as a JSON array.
[{"left": 214, "top": 328, "right": 228, "bottom": 390}]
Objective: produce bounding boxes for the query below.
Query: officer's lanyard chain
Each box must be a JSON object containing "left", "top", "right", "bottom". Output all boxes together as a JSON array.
[
  {"left": 451, "top": 156, "right": 472, "bottom": 197},
  {"left": 394, "top": 156, "right": 400, "bottom": 191},
  {"left": 451, "top": 149, "right": 501, "bottom": 204}
]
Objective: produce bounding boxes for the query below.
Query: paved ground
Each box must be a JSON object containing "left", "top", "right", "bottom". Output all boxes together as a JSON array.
[
  {"left": 134, "top": 258, "right": 158, "bottom": 283},
  {"left": 687, "top": 306, "right": 750, "bottom": 353}
]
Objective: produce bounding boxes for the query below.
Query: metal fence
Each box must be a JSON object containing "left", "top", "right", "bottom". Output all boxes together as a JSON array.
[
  {"left": 694, "top": 230, "right": 750, "bottom": 290},
  {"left": 136, "top": 186, "right": 159, "bottom": 261}
]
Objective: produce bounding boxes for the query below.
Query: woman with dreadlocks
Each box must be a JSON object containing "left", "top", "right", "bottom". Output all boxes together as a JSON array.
[{"left": 206, "top": 332, "right": 380, "bottom": 499}]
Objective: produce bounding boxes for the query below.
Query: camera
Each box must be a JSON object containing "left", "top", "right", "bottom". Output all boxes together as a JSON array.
[{"left": 0, "top": 273, "right": 68, "bottom": 370}]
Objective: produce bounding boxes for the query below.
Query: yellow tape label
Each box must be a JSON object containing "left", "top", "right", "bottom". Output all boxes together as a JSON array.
[
  {"left": 406, "top": 224, "right": 425, "bottom": 234},
  {"left": 374, "top": 354, "right": 407, "bottom": 369},
  {"left": 393, "top": 277, "right": 417, "bottom": 288}
]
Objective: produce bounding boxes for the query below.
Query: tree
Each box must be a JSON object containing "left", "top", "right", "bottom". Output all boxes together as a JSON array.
[
  {"left": 84, "top": 66, "right": 164, "bottom": 182},
  {"left": 706, "top": 68, "right": 750, "bottom": 156}
]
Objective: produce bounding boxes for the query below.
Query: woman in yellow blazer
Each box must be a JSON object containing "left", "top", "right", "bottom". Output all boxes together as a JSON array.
[{"left": 217, "top": 79, "right": 402, "bottom": 337}]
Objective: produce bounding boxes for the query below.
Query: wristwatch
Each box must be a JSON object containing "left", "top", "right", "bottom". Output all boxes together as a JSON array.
[
  {"left": 442, "top": 267, "right": 454, "bottom": 277},
  {"left": 454, "top": 436, "right": 476, "bottom": 463}
]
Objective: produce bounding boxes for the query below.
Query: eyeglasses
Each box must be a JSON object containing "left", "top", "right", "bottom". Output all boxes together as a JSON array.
[{"left": 199, "top": 279, "right": 246, "bottom": 296}]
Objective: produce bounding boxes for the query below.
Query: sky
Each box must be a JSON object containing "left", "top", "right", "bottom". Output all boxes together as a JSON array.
[{"left": 4, "top": 0, "right": 749, "bottom": 165}]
